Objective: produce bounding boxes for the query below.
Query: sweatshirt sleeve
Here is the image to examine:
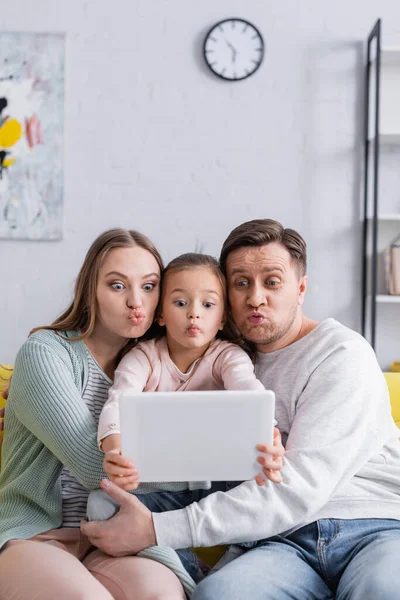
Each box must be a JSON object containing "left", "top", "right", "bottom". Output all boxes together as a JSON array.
[
  {"left": 97, "top": 347, "right": 151, "bottom": 445},
  {"left": 213, "top": 344, "right": 265, "bottom": 391},
  {"left": 153, "top": 338, "right": 387, "bottom": 548},
  {"left": 9, "top": 338, "right": 105, "bottom": 490}
]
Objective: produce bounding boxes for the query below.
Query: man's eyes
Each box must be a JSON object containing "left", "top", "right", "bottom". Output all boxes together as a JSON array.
[{"left": 234, "top": 279, "right": 281, "bottom": 288}]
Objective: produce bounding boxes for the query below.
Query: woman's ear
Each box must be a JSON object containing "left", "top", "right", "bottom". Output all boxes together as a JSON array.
[{"left": 158, "top": 314, "right": 165, "bottom": 327}]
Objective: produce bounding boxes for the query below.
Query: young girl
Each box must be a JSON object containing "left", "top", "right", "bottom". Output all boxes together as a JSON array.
[{"left": 88, "top": 253, "right": 275, "bottom": 548}]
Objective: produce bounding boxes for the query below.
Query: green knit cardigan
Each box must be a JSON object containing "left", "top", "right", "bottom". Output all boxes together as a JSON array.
[{"left": 0, "top": 329, "right": 105, "bottom": 548}]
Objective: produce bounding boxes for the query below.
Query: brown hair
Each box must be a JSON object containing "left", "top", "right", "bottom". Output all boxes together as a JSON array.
[
  {"left": 159, "top": 252, "right": 256, "bottom": 361},
  {"left": 31, "top": 228, "right": 164, "bottom": 344},
  {"left": 219, "top": 219, "right": 307, "bottom": 277},
  {"left": 160, "top": 253, "right": 227, "bottom": 307}
]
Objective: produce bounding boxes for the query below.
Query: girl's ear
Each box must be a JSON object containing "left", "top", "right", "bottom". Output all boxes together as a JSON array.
[
  {"left": 219, "top": 313, "right": 227, "bottom": 331},
  {"left": 158, "top": 314, "right": 165, "bottom": 327}
]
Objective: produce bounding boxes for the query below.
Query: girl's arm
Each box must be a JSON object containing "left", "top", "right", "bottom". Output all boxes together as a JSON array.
[
  {"left": 97, "top": 347, "right": 152, "bottom": 447},
  {"left": 214, "top": 344, "right": 265, "bottom": 391},
  {"left": 98, "top": 347, "right": 152, "bottom": 490}
]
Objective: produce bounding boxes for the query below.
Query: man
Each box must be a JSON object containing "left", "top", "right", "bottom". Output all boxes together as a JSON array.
[{"left": 82, "top": 219, "right": 400, "bottom": 599}]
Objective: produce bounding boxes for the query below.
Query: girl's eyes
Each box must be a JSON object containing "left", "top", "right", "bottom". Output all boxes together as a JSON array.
[
  {"left": 203, "top": 302, "right": 215, "bottom": 308},
  {"left": 111, "top": 282, "right": 125, "bottom": 291},
  {"left": 174, "top": 300, "right": 187, "bottom": 307}
]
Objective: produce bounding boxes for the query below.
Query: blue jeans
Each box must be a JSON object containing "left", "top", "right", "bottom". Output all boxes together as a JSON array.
[{"left": 193, "top": 518, "right": 400, "bottom": 599}]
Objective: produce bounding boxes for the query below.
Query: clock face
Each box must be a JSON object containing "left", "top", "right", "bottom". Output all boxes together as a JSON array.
[{"left": 203, "top": 18, "right": 264, "bottom": 81}]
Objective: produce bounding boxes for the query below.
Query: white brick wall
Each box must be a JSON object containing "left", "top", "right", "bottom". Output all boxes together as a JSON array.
[{"left": 1, "top": 0, "right": 400, "bottom": 367}]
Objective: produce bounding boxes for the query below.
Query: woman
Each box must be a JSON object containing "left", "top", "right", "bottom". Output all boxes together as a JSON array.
[{"left": 0, "top": 228, "right": 283, "bottom": 600}]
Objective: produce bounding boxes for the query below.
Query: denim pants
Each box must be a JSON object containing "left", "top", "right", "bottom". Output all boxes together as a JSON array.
[
  {"left": 192, "top": 518, "right": 400, "bottom": 600},
  {"left": 87, "top": 483, "right": 228, "bottom": 581}
]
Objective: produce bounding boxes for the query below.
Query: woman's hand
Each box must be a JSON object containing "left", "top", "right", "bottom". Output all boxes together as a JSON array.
[
  {"left": 255, "top": 427, "right": 285, "bottom": 486},
  {"left": 103, "top": 449, "right": 140, "bottom": 491}
]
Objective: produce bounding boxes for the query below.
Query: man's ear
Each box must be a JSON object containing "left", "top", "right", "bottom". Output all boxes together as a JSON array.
[{"left": 298, "top": 275, "right": 308, "bottom": 306}]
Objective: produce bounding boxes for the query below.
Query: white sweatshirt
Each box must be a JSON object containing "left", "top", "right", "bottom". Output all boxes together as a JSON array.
[{"left": 153, "top": 319, "right": 400, "bottom": 548}]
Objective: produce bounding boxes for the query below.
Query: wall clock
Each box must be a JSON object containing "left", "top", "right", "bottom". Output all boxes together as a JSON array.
[{"left": 203, "top": 18, "right": 264, "bottom": 81}]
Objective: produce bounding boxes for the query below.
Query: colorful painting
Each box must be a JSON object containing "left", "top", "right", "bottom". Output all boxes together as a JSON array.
[{"left": 0, "top": 32, "right": 64, "bottom": 240}]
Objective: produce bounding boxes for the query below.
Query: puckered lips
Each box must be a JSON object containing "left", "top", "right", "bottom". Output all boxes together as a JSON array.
[{"left": 248, "top": 311, "right": 266, "bottom": 325}]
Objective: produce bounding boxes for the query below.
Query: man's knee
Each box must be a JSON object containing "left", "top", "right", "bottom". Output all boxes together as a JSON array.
[
  {"left": 192, "top": 577, "right": 217, "bottom": 600},
  {"left": 352, "top": 574, "right": 399, "bottom": 600}
]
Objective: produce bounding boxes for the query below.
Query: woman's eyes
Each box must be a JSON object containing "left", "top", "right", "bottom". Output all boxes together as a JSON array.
[
  {"left": 110, "top": 282, "right": 157, "bottom": 292},
  {"left": 143, "top": 283, "right": 156, "bottom": 291}
]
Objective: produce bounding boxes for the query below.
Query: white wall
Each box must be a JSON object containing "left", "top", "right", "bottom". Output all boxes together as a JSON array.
[{"left": 1, "top": 0, "right": 400, "bottom": 368}]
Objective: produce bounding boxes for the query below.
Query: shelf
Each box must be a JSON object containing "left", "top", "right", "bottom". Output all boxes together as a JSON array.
[
  {"left": 367, "top": 214, "right": 400, "bottom": 221},
  {"left": 376, "top": 295, "right": 400, "bottom": 303},
  {"left": 370, "top": 47, "right": 400, "bottom": 66},
  {"left": 368, "top": 133, "right": 400, "bottom": 144}
]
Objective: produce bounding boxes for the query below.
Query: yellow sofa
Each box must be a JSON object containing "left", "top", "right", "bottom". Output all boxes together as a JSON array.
[{"left": 0, "top": 365, "right": 12, "bottom": 450}]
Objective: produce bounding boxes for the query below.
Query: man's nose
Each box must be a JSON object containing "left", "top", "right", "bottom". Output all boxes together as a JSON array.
[{"left": 247, "top": 286, "right": 267, "bottom": 308}]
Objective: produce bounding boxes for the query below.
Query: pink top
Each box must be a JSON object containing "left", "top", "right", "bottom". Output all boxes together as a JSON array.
[{"left": 98, "top": 337, "right": 265, "bottom": 444}]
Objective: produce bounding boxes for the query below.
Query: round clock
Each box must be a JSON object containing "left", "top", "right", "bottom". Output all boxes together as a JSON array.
[{"left": 203, "top": 18, "right": 264, "bottom": 81}]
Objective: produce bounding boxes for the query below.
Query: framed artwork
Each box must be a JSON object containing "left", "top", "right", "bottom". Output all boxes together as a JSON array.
[{"left": 0, "top": 32, "right": 65, "bottom": 240}]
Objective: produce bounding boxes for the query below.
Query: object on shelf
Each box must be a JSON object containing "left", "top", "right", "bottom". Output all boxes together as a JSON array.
[
  {"left": 390, "top": 362, "right": 400, "bottom": 372},
  {"left": 391, "top": 235, "right": 400, "bottom": 294},
  {"left": 383, "top": 239, "right": 400, "bottom": 295}
]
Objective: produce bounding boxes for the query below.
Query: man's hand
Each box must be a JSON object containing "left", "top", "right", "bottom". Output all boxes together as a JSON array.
[
  {"left": 80, "top": 479, "right": 156, "bottom": 556},
  {"left": 255, "top": 427, "right": 284, "bottom": 486}
]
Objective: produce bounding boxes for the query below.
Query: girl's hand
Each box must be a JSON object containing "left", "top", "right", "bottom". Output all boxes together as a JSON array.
[
  {"left": 255, "top": 427, "right": 285, "bottom": 486},
  {"left": 103, "top": 449, "right": 140, "bottom": 491}
]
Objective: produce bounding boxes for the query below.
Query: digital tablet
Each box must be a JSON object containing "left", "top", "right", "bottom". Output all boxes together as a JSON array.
[{"left": 119, "top": 389, "right": 275, "bottom": 482}]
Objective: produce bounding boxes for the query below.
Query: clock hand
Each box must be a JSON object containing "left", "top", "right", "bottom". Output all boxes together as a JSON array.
[{"left": 225, "top": 40, "right": 238, "bottom": 64}]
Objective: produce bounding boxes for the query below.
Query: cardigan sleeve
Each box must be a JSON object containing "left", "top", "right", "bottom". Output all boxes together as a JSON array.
[{"left": 9, "top": 338, "right": 105, "bottom": 490}]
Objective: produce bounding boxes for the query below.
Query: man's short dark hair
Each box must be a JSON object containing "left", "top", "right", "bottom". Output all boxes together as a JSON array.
[{"left": 219, "top": 219, "right": 307, "bottom": 277}]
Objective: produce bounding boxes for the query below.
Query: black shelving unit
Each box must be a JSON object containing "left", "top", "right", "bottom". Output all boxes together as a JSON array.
[{"left": 362, "top": 18, "right": 381, "bottom": 349}]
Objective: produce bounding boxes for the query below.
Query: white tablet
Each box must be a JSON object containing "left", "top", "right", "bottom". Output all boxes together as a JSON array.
[{"left": 119, "top": 390, "right": 275, "bottom": 482}]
